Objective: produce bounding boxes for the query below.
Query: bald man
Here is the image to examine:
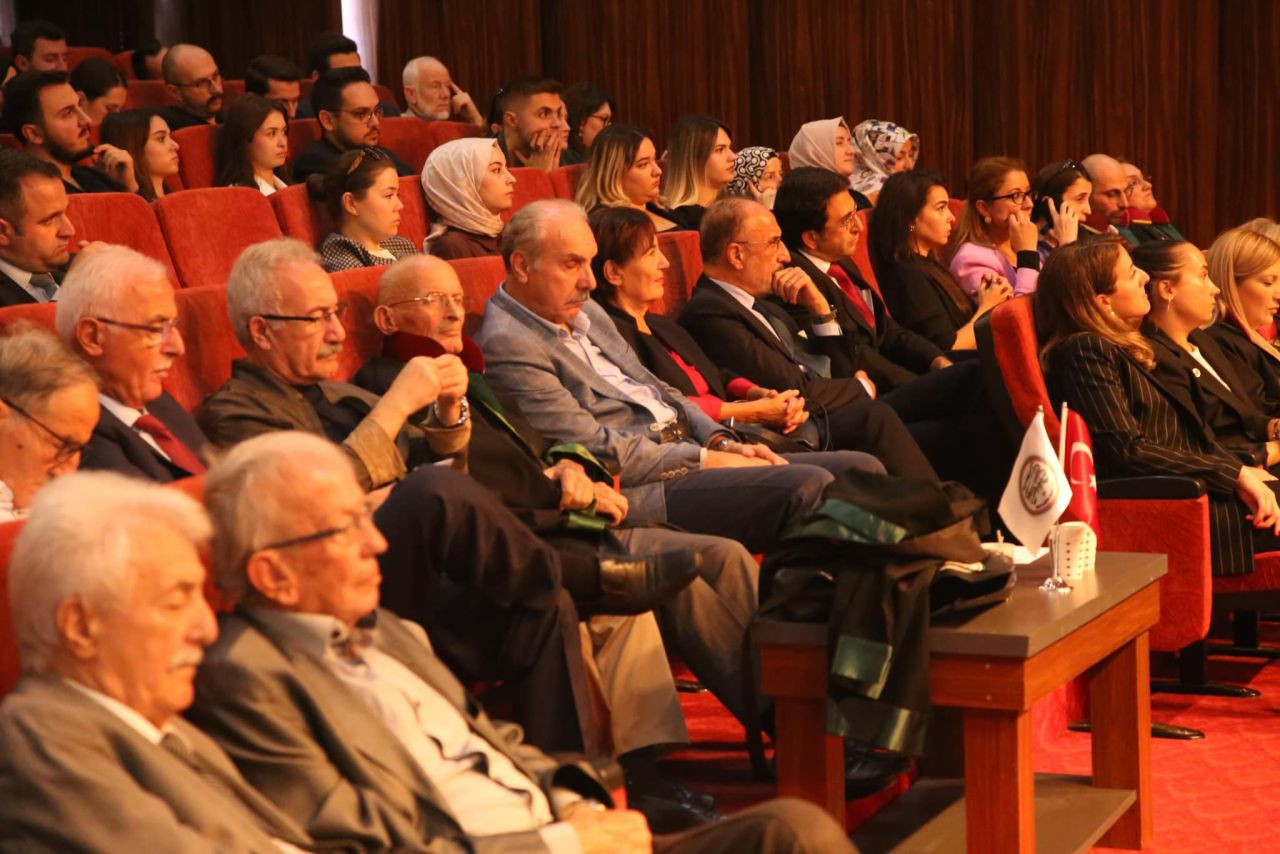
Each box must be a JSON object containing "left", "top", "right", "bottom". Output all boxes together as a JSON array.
[
  {"left": 1079, "top": 153, "right": 1137, "bottom": 241},
  {"left": 160, "top": 43, "right": 224, "bottom": 130},
  {"left": 401, "top": 56, "right": 484, "bottom": 127}
]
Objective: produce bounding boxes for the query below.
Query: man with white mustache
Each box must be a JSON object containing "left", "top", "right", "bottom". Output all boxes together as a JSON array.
[{"left": 0, "top": 471, "right": 314, "bottom": 850}]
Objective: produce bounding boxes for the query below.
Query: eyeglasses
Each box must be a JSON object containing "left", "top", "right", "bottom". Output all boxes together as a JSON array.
[
  {"left": 338, "top": 106, "right": 384, "bottom": 126},
  {"left": 1, "top": 395, "right": 85, "bottom": 464},
  {"left": 826, "top": 211, "right": 859, "bottom": 231},
  {"left": 260, "top": 505, "right": 375, "bottom": 551},
  {"left": 258, "top": 302, "right": 348, "bottom": 327},
  {"left": 988, "top": 189, "right": 1032, "bottom": 205},
  {"left": 731, "top": 236, "right": 784, "bottom": 253},
  {"left": 387, "top": 293, "right": 470, "bottom": 311},
  {"left": 95, "top": 316, "right": 179, "bottom": 340},
  {"left": 587, "top": 111, "right": 612, "bottom": 126},
  {"left": 345, "top": 147, "right": 388, "bottom": 174},
  {"left": 1125, "top": 174, "right": 1153, "bottom": 193},
  {"left": 175, "top": 70, "right": 222, "bottom": 92}
]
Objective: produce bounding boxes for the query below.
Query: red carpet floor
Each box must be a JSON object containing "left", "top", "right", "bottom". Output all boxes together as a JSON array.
[{"left": 663, "top": 642, "right": 1280, "bottom": 852}]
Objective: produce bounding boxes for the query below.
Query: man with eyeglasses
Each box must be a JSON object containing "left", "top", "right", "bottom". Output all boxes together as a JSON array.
[
  {"left": 401, "top": 56, "right": 485, "bottom": 127},
  {"left": 1121, "top": 160, "right": 1185, "bottom": 244},
  {"left": 0, "top": 326, "right": 98, "bottom": 522},
  {"left": 293, "top": 66, "right": 413, "bottom": 182},
  {"left": 493, "top": 75, "right": 570, "bottom": 173},
  {"left": 56, "top": 245, "right": 208, "bottom": 483},
  {"left": 157, "top": 44, "right": 225, "bottom": 131}
]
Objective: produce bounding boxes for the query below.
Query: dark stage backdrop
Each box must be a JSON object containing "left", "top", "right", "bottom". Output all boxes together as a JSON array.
[{"left": 27, "top": 0, "right": 1280, "bottom": 245}]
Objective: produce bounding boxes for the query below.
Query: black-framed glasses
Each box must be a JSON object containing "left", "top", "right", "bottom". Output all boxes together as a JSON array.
[
  {"left": 258, "top": 302, "right": 348, "bottom": 327},
  {"left": 988, "top": 189, "right": 1032, "bottom": 205},
  {"left": 387, "top": 292, "right": 469, "bottom": 311},
  {"left": 338, "top": 106, "right": 385, "bottom": 126},
  {"left": 95, "top": 316, "right": 180, "bottom": 339},
  {"left": 1, "top": 395, "right": 85, "bottom": 464},
  {"left": 259, "top": 506, "right": 374, "bottom": 551},
  {"left": 826, "top": 211, "right": 859, "bottom": 231},
  {"left": 175, "top": 70, "right": 222, "bottom": 92}
]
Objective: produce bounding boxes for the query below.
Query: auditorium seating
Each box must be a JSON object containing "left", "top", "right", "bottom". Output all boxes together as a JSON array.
[
  {"left": 378, "top": 117, "right": 434, "bottom": 174},
  {"left": 66, "top": 192, "right": 181, "bottom": 288},
  {"left": 550, "top": 164, "right": 585, "bottom": 200},
  {"left": 505, "top": 168, "right": 558, "bottom": 221},
  {"left": 66, "top": 46, "right": 115, "bottom": 71},
  {"left": 166, "top": 284, "right": 244, "bottom": 410},
  {"left": 113, "top": 50, "right": 134, "bottom": 80},
  {"left": 173, "top": 124, "right": 218, "bottom": 189},
  {"left": 453, "top": 255, "right": 510, "bottom": 335},
  {"left": 125, "top": 79, "right": 178, "bottom": 109},
  {"left": 285, "top": 118, "right": 322, "bottom": 170},
  {"left": 0, "top": 300, "right": 53, "bottom": 335},
  {"left": 154, "top": 187, "right": 283, "bottom": 287},
  {"left": 850, "top": 210, "right": 880, "bottom": 294},
  {"left": 269, "top": 183, "right": 329, "bottom": 247},
  {"left": 396, "top": 176, "right": 429, "bottom": 249},
  {"left": 424, "top": 120, "right": 486, "bottom": 150},
  {"left": 656, "top": 231, "right": 704, "bottom": 315},
  {"left": 948, "top": 198, "right": 966, "bottom": 219},
  {"left": 222, "top": 79, "right": 246, "bottom": 106},
  {"left": 332, "top": 267, "right": 388, "bottom": 380},
  {"left": 0, "top": 518, "right": 22, "bottom": 697}
]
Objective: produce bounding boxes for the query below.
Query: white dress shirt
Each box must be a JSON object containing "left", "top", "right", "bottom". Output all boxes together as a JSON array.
[
  {"left": 708, "top": 276, "right": 842, "bottom": 339},
  {"left": 0, "top": 255, "right": 56, "bottom": 302},
  {"left": 0, "top": 479, "right": 21, "bottom": 522},
  {"left": 254, "top": 174, "right": 288, "bottom": 197}
]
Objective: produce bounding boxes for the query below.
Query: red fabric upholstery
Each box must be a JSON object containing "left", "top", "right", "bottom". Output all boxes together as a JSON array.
[
  {"left": 66, "top": 46, "right": 115, "bottom": 72},
  {"left": 504, "top": 168, "right": 557, "bottom": 222},
  {"left": 379, "top": 117, "right": 434, "bottom": 173},
  {"left": 126, "top": 79, "right": 179, "bottom": 109},
  {"left": 374, "top": 84, "right": 399, "bottom": 110},
  {"left": 114, "top": 50, "right": 135, "bottom": 80},
  {"left": 985, "top": 296, "right": 1212, "bottom": 652},
  {"left": 270, "top": 183, "right": 331, "bottom": 248},
  {"left": 947, "top": 198, "right": 966, "bottom": 220},
  {"left": 0, "top": 518, "right": 23, "bottom": 697},
  {"left": 424, "top": 120, "right": 485, "bottom": 150},
  {"left": 0, "top": 134, "right": 20, "bottom": 152},
  {"left": 332, "top": 267, "right": 387, "bottom": 381},
  {"left": 850, "top": 210, "right": 880, "bottom": 296},
  {"left": 655, "top": 231, "right": 703, "bottom": 316},
  {"left": 66, "top": 193, "right": 181, "bottom": 288},
  {"left": 778, "top": 152, "right": 791, "bottom": 174},
  {"left": 1212, "top": 554, "right": 1280, "bottom": 592},
  {"left": 173, "top": 124, "right": 218, "bottom": 190},
  {"left": 154, "top": 187, "right": 283, "bottom": 288},
  {"left": 0, "top": 302, "right": 55, "bottom": 335},
  {"left": 550, "top": 164, "right": 585, "bottom": 200},
  {"left": 221, "top": 79, "right": 246, "bottom": 107},
  {"left": 397, "top": 176, "right": 429, "bottom": 249},
  {"left": 286, "top": 119, "right": 323, "bottom": 170},
  {"left": 453, "top": 256, "right": 508, "bottom": 336},
  {"left": 166, "top": 285, "right": 243, "bottom": 411}
]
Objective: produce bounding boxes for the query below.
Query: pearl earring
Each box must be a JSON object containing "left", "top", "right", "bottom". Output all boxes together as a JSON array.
[
  {"left": 909, "top": 224, "right": 915, "bottom": 232},
  {"left": 984, "top": 216, "right": 992, "bottom": 224}
]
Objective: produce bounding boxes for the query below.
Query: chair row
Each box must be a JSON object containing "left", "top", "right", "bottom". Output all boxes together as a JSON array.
[{"left": 119, "top": 78, "right": 400, "bottom": 114}]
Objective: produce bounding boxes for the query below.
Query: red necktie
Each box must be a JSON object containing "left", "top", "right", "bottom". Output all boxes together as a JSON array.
[
  {"left": 135, "top": 413, "right": 206, "bottom": 474},
  {"left": 827, "top": 263, "right": 875, "bottom": 330}
]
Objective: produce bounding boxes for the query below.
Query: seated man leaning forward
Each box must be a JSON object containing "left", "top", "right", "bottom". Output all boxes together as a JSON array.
[
  {"left": 0, "top": 471, "right": 312, "bottom": 850},
  {"left": 56, "top": 244, "right": 209, "bottom": 482},
  {"left": 474, "top": 199, "right": 882, "bottom": 551},
  {"left": 189, "top": 430, "right": 856, "bottom": 854}
]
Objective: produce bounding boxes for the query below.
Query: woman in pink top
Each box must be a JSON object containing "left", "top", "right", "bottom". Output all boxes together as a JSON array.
[{"left": 947, "top": 157, "right": 1043, "bottom": 298}]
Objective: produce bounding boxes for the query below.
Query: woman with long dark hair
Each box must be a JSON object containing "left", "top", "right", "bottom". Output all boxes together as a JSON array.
[
  {"left": 215, "top": 93, "right": 289, "bottom": 195},
  {"left": 99, "top": 109, "right": 179, "bottom": 202}
]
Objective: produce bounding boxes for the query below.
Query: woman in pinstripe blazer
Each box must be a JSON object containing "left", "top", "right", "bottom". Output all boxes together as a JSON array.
[{"left": 1035, "top": 239, "right": 1280, "bottom": 577}]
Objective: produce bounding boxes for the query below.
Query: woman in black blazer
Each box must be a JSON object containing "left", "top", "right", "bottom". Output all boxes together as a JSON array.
[
  {"left": 1036, "top": 239, "right": 1280, "bottom": 577},
  {"left": 1204, "top": 225, "right": 1280, "bottom": 415}
]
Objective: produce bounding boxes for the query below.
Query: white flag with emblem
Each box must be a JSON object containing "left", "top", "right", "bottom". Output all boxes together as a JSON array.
[{"left": 998, "top": 409, "right": 1072, "bottom": 548}]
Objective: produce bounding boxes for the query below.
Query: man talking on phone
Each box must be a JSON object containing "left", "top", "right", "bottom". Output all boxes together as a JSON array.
[{"left": 1, "top": 71, "right": 137, "bottom": 195}]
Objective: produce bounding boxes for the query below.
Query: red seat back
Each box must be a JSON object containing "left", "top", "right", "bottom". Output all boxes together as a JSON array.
[
  {"left": 0, "top": 134, "right": 19, "bottom": 152},
  {"left": 154, "top": 187, "right": 283, "bottom": 288},
  {"left": 125, "top": 79, "right": 178, "bottom": 110},
  {"left": 0, "top": 519, "right": 23, "bottom": 698},
  {"left": 373, "top": 84, "right": 399, "bottom": 110},
  {"left": 655, "top": 231, "right": 703, "bottom": 316},
  {"left": 424, "top": 120, "right": 486, "bottom": 151},
  {"left": 0, "top": 302, "right": 56, "bottom": 335},
  {"left": 286, "top": 119, "right": 323, "bottom": 171},
  {"left": 167, "top": 285, "right": 243, "bottom": 410},
  {"left": 114, "top": 50, "right": 135, "bottom": 80},
  {"left": 850, "top": 209, "right": 880, "bottom": 297},
  {"left": 778, "top": 152, "right": 791, "bottom": 174},
  {"left": 550, "top": 164, "right": 585, "bottom": 200},
  {"left": 948, "top": 198, "right": 967, "bottom": 220},
  {"left": 221, "top": 79, "right": 246, "bottom": 108},
  {"left": 397, "top": 176, "right": 428, "bottom": 249},
  {"left": 504, "top": 168, "right": 557, "bottom": 221},
  {"left": 66, "top": 193, "right": 181, "bottom": 288},
  {"left": 66, "top": 46, "right": 115, "bottom": 72},
  {"left": 270, "top": 183, "right": 331, "bottom": 248},
  {"left": 984, "top": 297, "right": 1058, "bottom": 436},
  {"left": 378, "top": 117, "right": 433, "bottom": 174},
  {"left": 453, "top": 256, "right": 508, "bottom": 336},
  {"left": 173, "top": 124, "right": 219, "bottom": 190},
  {"left": 331, "top": 267, "right": 387, "bottom": 381}
]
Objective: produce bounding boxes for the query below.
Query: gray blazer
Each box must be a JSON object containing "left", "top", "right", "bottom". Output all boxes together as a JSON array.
[
  {"left": 189, "top": 607, "right": 609, "bottom": 853},
  {"left": 0, "top": 675, "right": 310, "bottom": 853},
  {"left": 475, "top": 287, "right": 722, "bottom": 524}
]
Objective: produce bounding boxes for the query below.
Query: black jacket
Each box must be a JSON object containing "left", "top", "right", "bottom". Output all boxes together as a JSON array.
[
  {"left": 81, "top": 392, "right": 208, "bottom": 482},
  {"left": 602, "top": 300, "right": 740, "bottom": 401},
  {"left": 0, "top": 265, "right": 65, "bottom": 307},
  {"left": 875, "top": 256, "right": 973, "bottom": 351},
  {"left": 292, "top": 137, "right": 413, "bottom": 182},
  {"left": 1204, "top": 321, "right": 1280, "bottom": 417}
]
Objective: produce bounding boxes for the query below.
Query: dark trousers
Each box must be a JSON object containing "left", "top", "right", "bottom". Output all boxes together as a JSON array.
[
  {"left": 821, "top": 396, "right": 939, "bottom": 481},
  {"left": 374, "top": 466, "right": 601, "bottom": 754},
  {"left": 655, "top": 797, "right": 856, "bottom": 853}
]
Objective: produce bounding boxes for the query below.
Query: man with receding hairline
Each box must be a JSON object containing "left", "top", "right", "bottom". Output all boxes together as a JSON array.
[
  {"left": 402, "top": 56, "right": 484, "bottom": 126},
  {"left": 1079, "top": 153, "right": 1138, "bottom": 242},
  {"left": 160, "top": 43, "right": 224, "bottom": 130}
]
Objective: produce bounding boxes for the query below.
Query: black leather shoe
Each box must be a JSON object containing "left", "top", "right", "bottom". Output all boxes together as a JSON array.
[
  {"left": 626, "top": 780, "right": 722, "bottom": 833},
  {"left": 844, "top": 746, "right": 910, "bottom": 799},
  {"left": 578, "top": 550, "right": 700, "bottom": 616}
]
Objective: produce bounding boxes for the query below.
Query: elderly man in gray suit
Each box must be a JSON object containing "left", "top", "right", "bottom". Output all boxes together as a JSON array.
[
  {"left": 189, "top": 430, "right": 855, "bottom": 853},
  {"left": 0, "top": 471, "right": 312, "bottom": 852}
]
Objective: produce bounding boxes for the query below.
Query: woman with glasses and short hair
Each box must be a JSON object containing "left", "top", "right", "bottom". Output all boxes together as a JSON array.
[
  {"left": 310, "top": 147, "right": 418, "bottom": 272},
  {"left": 948, "top": 157, "right": 1045, "bottom": 297},
  {"left": 560, "top": 82, "right": 614, "bottom": 166},
  {"left": 1121, "top": 160, "right": 1184, "bottom": 244}
]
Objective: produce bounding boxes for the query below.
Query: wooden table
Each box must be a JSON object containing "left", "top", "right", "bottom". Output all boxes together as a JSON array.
[{"left": 757, "top": 551, "right": 1165, "bottom": 853}]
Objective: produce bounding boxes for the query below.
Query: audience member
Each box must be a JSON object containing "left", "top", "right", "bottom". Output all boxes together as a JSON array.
[
  {"left": 849, "top": 119, "right": 918, "bottom": 206},
  {"left": 562, "top": 81, "right": 615, "bottom": 166},
  {"left": 494, "top": 75, "right": 569, "bottom": 173},
  {"left": 948, "top": 156, "right": 1042, "bottom": 297},
  {"left": 1243, "top": 217, "right": 1280, "bottom": 246},
  {"left": 293, "top": 66, "right": 412, "bottom": 181},
  {"left": 300, "top": 32, "right": 400, "bottom": 119},
  {"left": 55, "top": 245, "right": 208, "bottom": 481},
  {"left": 1079, "top": 153, "right": 1138, "bottom": 241},
  {"left": 1038, "top": 238, "right": 1280, "bottom": 576},
  {"left": 786, "top": 117, "right": 860, "bottom": 205},
  {"left": 189, "top": 430, "right": 853, "bottom": 852},
  {"left": 68, "top": 56, "right": 126, "bottom": 126},
  {"left": 310, "top": 146, "right": 416, "bottom": 272},
  {"left": 1122, "top": 160, "right": 1184, "bottom": 243},
  {"left": 243, "top": 54, "right": 302, "bottom": 119},
  {"left": 575, "top": 124, "right": 679, "bottom": 231},
  {"left": 0, "top": 149, "right": 76, "bottom": 305},
  {"left": 159, "top": 43, "right": 224, "bottom": 131},
  {"left": 420, "top": 137, "right": 513, "bottom": 259},
  {"left": 5, "top": 20, "right": 66, "bottom": 83},
  {"left": 215, "top": 93, "right": 288, "bottom": 195},
  {"left": 725, "top": 145, "right": 782, "bottom": 209},
  {"left": 1029, "top": 157, "right": 1090, "bottom": 256},
  {"left": 1206, "top": 226, "right": 1280, "bottom": 404},
  {"left": 3, "top": 71, "right": 137, "bottom": 194},
  {"left": 654, "top": 115, "right": 736, "bottom": 230},
  {"left": 0, "top": 326, "right": 97, "bottom": 520},
  {"left": 99, "top": 108, "right": 178, "bottom": 201},
  {"left": 869, "top": 170, "right": 1011, "bottom": 350},
  {"left": 400, "top": 55, "right": 484, "bottom": 126},
  {"left": 130, "top": 38, "right": 167, "bottom": 81}
]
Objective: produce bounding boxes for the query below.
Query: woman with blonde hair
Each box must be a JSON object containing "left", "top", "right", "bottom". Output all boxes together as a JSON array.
[
  {"left": 420, "top": 137, "right": 515, "bottom": 260},
  {"left": 574, "top": 124, "right": 679, "bottom": 231},
  {"left": 653, "top": 115, "right": 735, "bottom": 230},
  {"left": 1037, "top": 238, "right": 1280, "bottom": 578},
  {"left": 1204, "top": 225, "right": 1280, "bottom": 411},
  {"left": 948, "top": 157, "right": 1043, "bottom": 298}
]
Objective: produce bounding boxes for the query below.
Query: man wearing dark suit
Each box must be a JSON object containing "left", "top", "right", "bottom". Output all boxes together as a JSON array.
[
  {"left": 158, "top": 44, "right": 225, "bottom": 131},
  {"left": 0, "top": 471, "right": 313, "bottom": 851},
  {"left": 676, "top": 196, "right": 937, "bottom": 481},
  {"left": 0, "top": 150, "right": 73, "bottom": 307},
  {"left": 190, "top": 430, "right": 855, "bottom": 853},
  {"left": 57, "top": 245, "right": 208, "bottom": 482},
  {"left": 293, "top": 66, "right": 412, "bottom": 182}
]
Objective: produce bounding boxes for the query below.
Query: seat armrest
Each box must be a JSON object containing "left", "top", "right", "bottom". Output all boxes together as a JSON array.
[{"left": 1098, "top": 476, "right": 1206, "bottom": 500}]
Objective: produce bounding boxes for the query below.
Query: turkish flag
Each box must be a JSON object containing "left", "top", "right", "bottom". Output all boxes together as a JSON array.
[{"left": 1062, "top": 410, "right": 1099, "bottom": 537}]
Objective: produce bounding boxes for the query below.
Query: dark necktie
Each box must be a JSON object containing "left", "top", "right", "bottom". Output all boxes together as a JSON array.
[
  {"left": 135, "top": 413, "right": 207, "bottom": 474},
  {"left": 827, "top": 263, "right": 876, "bottom": 330},
  {"left": 29, "top": 273, "right": 57, "bottom": 302},
  {"left": 753, "top": 299, "right": 832, "bottom": 377}
]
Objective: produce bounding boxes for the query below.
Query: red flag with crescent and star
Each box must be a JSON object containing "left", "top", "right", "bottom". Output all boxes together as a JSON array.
[{"left": 1062, "top": 409, "right": 1099, "bottom": 537}]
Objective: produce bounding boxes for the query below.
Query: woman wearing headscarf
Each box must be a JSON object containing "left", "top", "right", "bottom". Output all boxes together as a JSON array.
[
  {"left": 849, "top": 119, "right": 919, "bottom": 206},
  {"left": 787, "top": 117, "right": 861, "bottom": 205},
  {"left": 420, "top": 137, "right": 516, "bottom": 260},
  {"left": 724, "top": 146, "right": 782, "bottom": 209}
]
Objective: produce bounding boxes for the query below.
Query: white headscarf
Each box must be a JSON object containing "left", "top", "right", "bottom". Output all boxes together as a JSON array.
[
  {"left": 850, "top": 119, "right": 919, "bottom": 197},
  {"left": 787, "top": 117, "right": 850, "bottom": 175},
  {"left": 421, "top": 138, "right": 507, "bottom": 242}
]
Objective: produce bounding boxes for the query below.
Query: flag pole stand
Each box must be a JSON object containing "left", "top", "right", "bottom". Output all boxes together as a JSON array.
[{"left": 1040, "top": 401, "right": 1074, "bottom": 592}]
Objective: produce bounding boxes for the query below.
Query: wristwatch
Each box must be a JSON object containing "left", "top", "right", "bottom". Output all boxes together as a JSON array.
[
  {"left": 707, "top": 434, "right": 735, "bottom": 452},
  {"left": 432, "top": 397, "right": 470, "bottom": 428},
  {"left": 813, "top": 309, "right": 837, "bottom": 324}
]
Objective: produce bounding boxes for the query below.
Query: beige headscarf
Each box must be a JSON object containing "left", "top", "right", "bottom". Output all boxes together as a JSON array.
[
  {"left": 787, "top": 117, "right": 850, "bottom": 175},
  {"left": 421, "top": 138, "right": 507, "bottom": 243}
]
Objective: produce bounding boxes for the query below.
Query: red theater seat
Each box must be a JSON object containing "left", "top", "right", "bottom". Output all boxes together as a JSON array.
[
  {"left": 550, "top": 164, "right": 585, "bottom": 200},
  {"left": 167, "top": 285, "right": 243, "bottom": 410},
  {"left": 173, "top": 124, "right": 219, "bottom": 190},
  {"left": 66, "top": 193, "right": 181, "bottom": 288},
  {"left": 221, "top": 79, "right": 246, "bottom": 107},
  {"left": 655, "top": 231, "right": 703, "bottom": 316},
  {"left": 424, "top": 120, "right": 486, "bottom": 151},
  {"left": 66, "top": 46, "right": 115, "bottom": 72},
  {"left": 397, "top": 176, "right": 429, "bottom": 249},
  {"left": 126, "top": 80, "right": 179, "bottom": 110},
  {"left": 379, "top": 117, "right": 434, "bottom": 174},
  {"left": 778, "top": 152, "right": 791, "bottom": 174},
  {"left": 374, "top": 84, "right": 399, "bottom": 110},
  {"left": 270, "top": 183, "right": 330, "bottom": 248},
  {"left": 948, "top": 198, "right": 966, "bottom": 219},
  {"left": 0, "top": 301, "right": 55, "bottom": 335},
  {"left": 331, "top": 267, "right": 387, "bottom": 381},
  {"left": 114, "top": 50, "right": 135, "bottom": 80},
  {"left": 0, "top": 518, "right": 23, "bottom": 697},
  {"left": 504, "top": 168, "right": 557, "bottom": 221},
  {"left": 851, "top": 210, "right": 880, "bottom": 296},
  {"left": 453, "top": 256, "right": 508, "bottom": 336},
  {"left": 154, "top": 187, "right": 283, "bottom": 288}
]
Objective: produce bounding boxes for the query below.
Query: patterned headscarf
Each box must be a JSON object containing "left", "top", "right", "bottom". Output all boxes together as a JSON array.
[
  {"left": 787, "top": 117, "right": 849, "bottom": 175},
  {"left": 726, "top": 146, "right": 778, "bottom": 197},
  {"left": 849, "top": 119, "right": 919, "bottom": 197},
  {"left": 421, "top": 138, "right": 507, "bottom": 242}
]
